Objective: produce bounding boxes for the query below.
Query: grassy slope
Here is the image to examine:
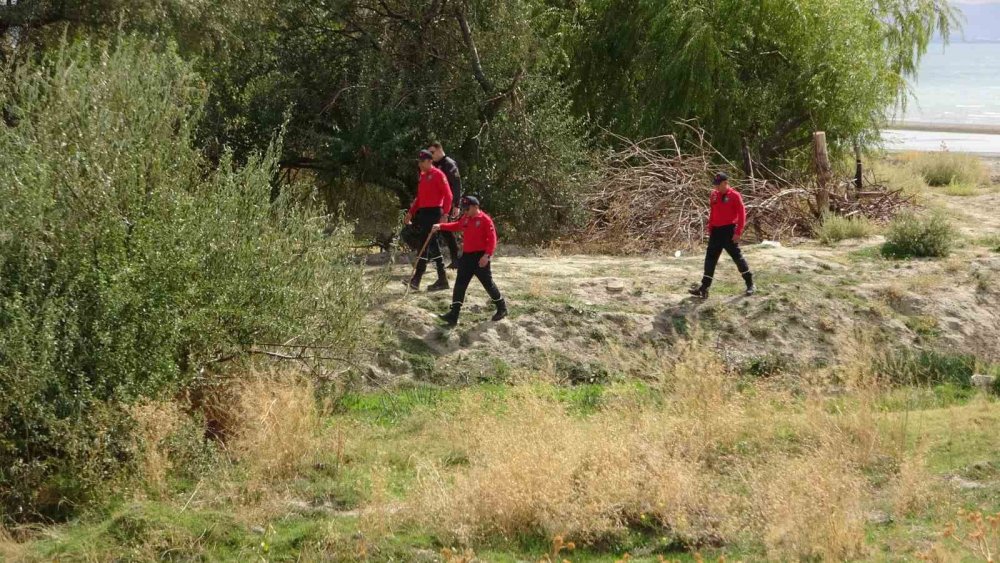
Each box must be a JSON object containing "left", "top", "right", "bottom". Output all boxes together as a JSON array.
[{"left": 4, "top": 155, "right": 1000, "bottom": 562}]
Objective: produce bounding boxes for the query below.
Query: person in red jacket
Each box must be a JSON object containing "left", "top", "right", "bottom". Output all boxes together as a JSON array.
[
  {"left": 689, "top": 173, "right": 756, "bottom": 299},
  {"left": 404, "top": 150, "right": 453, "bottom": 291},
  {"left": 431, "top": 195, "right": 507, "bottom": 326}
]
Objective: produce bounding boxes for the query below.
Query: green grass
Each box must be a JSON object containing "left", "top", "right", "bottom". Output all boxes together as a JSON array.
[
  {"left": 817, "top": 213, "right": 876, "bottom": 244},
  {"left": 907, "top": 151, "right": 989, "bottom": 188},
  {"left": 940, "top": 182, "right": 980, "bottom": 197}
]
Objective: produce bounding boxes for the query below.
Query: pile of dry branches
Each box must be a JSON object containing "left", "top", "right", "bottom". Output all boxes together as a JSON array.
[{"left": 578, "top": 131, "right": 911, "bottom": 253}]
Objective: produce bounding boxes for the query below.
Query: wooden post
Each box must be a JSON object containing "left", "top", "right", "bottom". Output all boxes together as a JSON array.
[
  {"left": 813, "top": 132, "right": 831, "bottom": 217},
  {"left": 853, "top": 140, "right": 863, "bottom": 194}
]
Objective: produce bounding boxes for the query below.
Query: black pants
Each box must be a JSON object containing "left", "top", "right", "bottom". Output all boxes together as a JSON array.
[
  {"left": 451, "top": 251, "right": 503, "bottom": 307},
  {"left": 440, "top": 229, "right": 460, "bottom": 262},
  {"left": 701, "top": 225, "right": 752, "bottom": 289},
  {"left": 412, "top": 207, "right": 445, "bottom": 281}
]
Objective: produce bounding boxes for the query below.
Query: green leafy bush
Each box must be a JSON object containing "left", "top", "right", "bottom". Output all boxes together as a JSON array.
[
  {"left": 881, "top": 212, "right": 956, "bottom": 258},
  {"left": 0, "top": 40, "right": 373, "bottom": 522},
  {"left": 907, "top": 152, "right": 988, "bottom": 187},
  {"left": 817, "top": 213, "right": 876, "bottom": 244}
]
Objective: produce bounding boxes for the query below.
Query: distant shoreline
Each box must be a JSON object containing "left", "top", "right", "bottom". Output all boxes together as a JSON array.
[{"left": 888, "top": 122, "right": 1000, "bottom": 135}]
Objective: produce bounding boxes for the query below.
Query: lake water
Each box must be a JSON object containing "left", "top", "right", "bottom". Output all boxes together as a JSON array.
[{"left": 884, "top": 42, "right": 1000, "bottom": 154}]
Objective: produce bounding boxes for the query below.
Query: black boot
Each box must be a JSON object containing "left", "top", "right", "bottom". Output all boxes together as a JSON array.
[
  {"left": 491, "top": 299, "right": 508, "bottom": 322},
  {"left": 438, "top": 303, "right": 462, "bottom": 327},
  {"left": 427, "top": 259, "right": 449, "bottom": 292},
  {"left": 742, "top": 271, "right": 756, "bottom": 296},
  {"left": 688, "top": 285, "right": 709, "bottom": 299},
  {"left": 407, "top": 260, "right": 428, "bottom": 291}
]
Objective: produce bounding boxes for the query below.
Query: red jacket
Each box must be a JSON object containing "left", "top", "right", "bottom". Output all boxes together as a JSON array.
[
  {"left": 440, "top": 212, "right": 498, "bottom": 255},
  {"left": 408, "top": 168, "right": 453, "bottom": 215},
  {"left": 708, "top": 187, "right": 746, "bottom": 236}
]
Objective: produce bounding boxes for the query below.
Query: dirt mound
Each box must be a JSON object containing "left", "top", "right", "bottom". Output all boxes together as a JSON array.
[{"left": 366, "top": 232, "right": 1000, "bottom": 384}]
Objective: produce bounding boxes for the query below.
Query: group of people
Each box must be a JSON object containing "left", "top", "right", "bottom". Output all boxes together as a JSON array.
[
  {"left": 404, "top": 143, "right": 507, "bottom": 327},
  {"left": 403, "top": 144, "right": 756, "bottom": 328}
]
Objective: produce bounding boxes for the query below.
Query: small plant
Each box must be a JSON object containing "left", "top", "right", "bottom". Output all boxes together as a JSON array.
[
  {"left": 942, "top": 182, "right": 978, "bottom": 197},
  {"left": 881, "top": 212, "right": 956, "bottom": 258},
  {"left": 908, "top": 152, "right": 988, "bottom": 187},
  {"left": 817, "top": 213, "right": 875, "bottom": 244}
]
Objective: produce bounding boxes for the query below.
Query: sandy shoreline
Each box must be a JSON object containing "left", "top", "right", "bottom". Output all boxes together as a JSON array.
[{"left": 890, "top": 121, "right": 1000, "bottom": 135}]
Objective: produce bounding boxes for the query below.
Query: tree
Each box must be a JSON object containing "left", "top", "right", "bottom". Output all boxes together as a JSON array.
[
  {"left": 196, "top": 0, "right": 591, "bottom": 240},
  {"left": 568, "top": 0, "right": 958, "bottom": 165}
]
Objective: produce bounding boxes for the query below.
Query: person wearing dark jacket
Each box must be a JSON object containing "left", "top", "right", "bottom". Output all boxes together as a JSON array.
[
  {"left": 404, "top": 150, "right": 453, "bottom": 292},
  {"left": 429, "top": 142, "right": 462, "bottom": 269},
  {"left": 431, "top": 195, "right": 507, "bottom": 326},
  {"left": 689, "top": 173, "right": 756, "bottom": 299}
]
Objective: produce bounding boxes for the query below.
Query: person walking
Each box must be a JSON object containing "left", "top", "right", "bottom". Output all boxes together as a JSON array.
[
  {"left": 429, "top": 141, "right": 463, "bottom": 269},
  {"left": 404, "top": 150, "right": 453, "bottom": 292},
  {"left": 689, "top": 173, "right": 756, "bottom": 299},
  {"left": 431, "top": 195, "right": 507, "bottom": 326}
]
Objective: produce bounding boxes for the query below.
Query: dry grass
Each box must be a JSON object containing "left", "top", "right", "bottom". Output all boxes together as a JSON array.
[
  {"left": 129, "top": 400, "right": 188, "bottom": 492},
  {"left": 904, "top": 152, "right": 989, "bottom": 188},
  {"left": 383, "top": 338, "right": 914, "bottom": 560},
  {"left": 226, "top": 374, "right": 322, "bottom": 482},
  {"left": 892, "top": 447, "right": 942, "bottom": 518},
  {"left": 0, "top": 526, "right": 25, "bottom": 561},
  {"left": 757, "top": 451, "right": 866, "bottom": 561},
  {"left": 872, "top": 157, "right": 929, "bottom": 195}
]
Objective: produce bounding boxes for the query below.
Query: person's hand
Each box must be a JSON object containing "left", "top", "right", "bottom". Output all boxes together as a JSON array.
[
  {"left": 431, "top": 224, "right": 441, "bottom": 233},
  {"left": 478, "top": 255, "right": 490, "bottom": 268},
  {"left": 450, "top": 206, "right": 461, "bottom": 220},
  {"left": 404, "top": 212, "right": 413, "bottom": 225},
  {"left": 733, "top": 233, "right": 742, "bottom": 244},
  {"left": 440, "top": 211, "right": 448, "bottom": 222}
]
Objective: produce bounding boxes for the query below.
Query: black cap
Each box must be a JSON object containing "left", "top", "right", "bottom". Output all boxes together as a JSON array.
[
  {"left": 418, "top": 149, "right": 433, "bottom": 161},
  {"left": 461, "top": 195, "right": 480, "bottom": 207},
  {"left": 712, "top": 173, "right": 729, "bottom": 185}
]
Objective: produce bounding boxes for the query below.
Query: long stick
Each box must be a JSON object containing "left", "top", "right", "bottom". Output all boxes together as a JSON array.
[{"left": 406, "top": 230, "right": 436, "bottom": 295}]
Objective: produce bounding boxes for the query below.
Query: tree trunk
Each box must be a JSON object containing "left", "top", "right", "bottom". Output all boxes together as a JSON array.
[{"left": 812, "top": 132, "right": 831, "bottom": 217}]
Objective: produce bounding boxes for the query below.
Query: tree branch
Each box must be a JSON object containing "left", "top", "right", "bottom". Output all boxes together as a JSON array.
[{"left": 455, "top": 4, "right": 494, "bottom": 95}]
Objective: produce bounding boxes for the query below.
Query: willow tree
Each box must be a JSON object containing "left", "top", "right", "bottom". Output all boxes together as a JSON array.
[{"left": 569, "top": 0, "right": 958, "bottom": 165}]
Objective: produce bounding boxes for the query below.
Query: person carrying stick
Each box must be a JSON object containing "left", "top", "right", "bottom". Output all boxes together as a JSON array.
[
  {"left": 689, "top": 173, "right": 756, "bottom": 299},
  {"left": 431, "top": 195, "right": 507, "bottom": 326},
  {"left": 404, "top": 150, "right": 452, "bottom": 292}
]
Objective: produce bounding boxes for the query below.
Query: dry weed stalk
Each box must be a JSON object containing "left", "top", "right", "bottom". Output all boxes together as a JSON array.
[
  {"left": 757, "top": 451, "right": 867, "bottom": 561},
  {"left": 919, "top": 510, "right": 1000, "bottom": 562}
]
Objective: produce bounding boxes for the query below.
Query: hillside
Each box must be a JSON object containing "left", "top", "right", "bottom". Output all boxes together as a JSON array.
[{"left": 369, "top": 183, "right": 1000, "bottom": 387}]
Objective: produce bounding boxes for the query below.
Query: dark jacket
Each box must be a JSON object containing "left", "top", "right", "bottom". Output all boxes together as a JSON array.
[{"left": 433, "top": 156, "right": 462, "bottom": 207}]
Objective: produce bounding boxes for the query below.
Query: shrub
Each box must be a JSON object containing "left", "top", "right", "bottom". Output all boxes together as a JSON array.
[
  {"left": 0, "top": 40, "right": 373, "bottom": 522},
  {"left": 881, "top": 212, "right": 956, "bottom": 258},
  {"left": 817, "top": 213, "right": 876, "bottom": 244},
  {"left": 907, "top": 152, "right": 988, "bottom": 187}
]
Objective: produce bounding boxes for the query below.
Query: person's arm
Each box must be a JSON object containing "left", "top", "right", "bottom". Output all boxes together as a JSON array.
[
  {"left": 480, "top": 216, "right": 498, "bottom": 267},
  {"left": 435, "top": 220, "right": 463, "bottom": 233},
  {"left": 734, "top": 192, "right": 747, "bottom": 240}
]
